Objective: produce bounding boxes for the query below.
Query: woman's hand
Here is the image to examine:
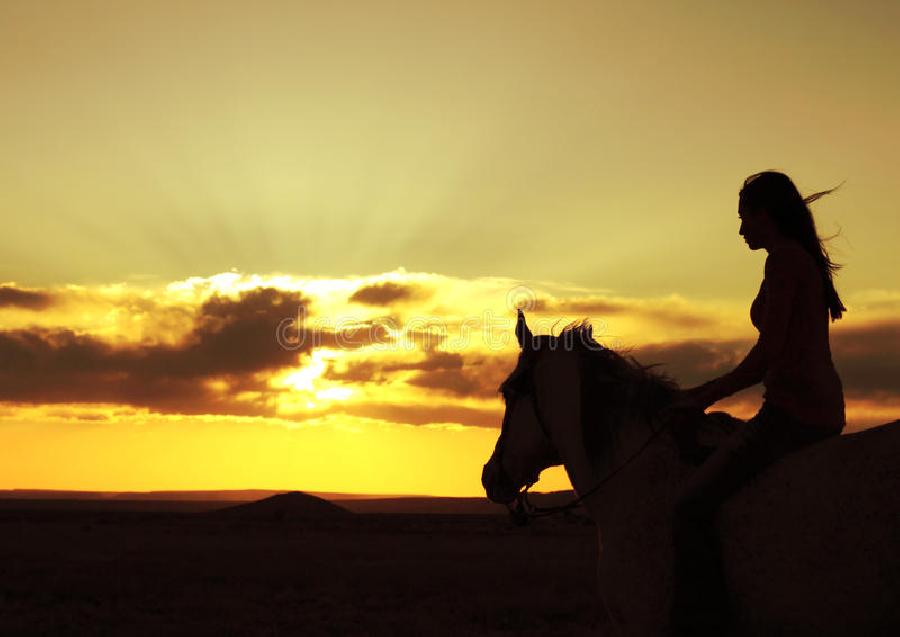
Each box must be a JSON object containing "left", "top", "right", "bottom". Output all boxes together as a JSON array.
[
  {"left": 663, "top": 384, "right": 716, "bottom": 419},
  {"left": 663, "top": 384, "right": 719, "bottom": 465}
]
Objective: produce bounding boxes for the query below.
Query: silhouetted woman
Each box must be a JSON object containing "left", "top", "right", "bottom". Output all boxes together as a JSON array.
[{"left": 667, "top": 171, "right": 847, "bottom": 636}]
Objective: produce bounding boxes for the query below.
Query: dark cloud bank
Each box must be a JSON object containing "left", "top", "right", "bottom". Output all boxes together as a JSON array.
[
  {"left": 348, "top": 282, "right": 431, "bottom": 306},
  {"left": 634, "top": 320, "right": 900, "bottom": 402},
  {"left": 0, "top": 288, "right": 371, "bottom": 416},
  {"left": 0, "top": 285, "right": 55, "bottom": 310},
  {"left": 1, "top": 285, "right": 897, "bottom": 426}
]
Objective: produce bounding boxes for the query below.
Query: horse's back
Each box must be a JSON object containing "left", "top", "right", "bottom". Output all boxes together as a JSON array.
[{"left": 721, "top": 419, "right": 900, "bottom": 636}]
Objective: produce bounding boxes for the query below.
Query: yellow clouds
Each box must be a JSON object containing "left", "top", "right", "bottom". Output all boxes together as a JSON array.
[
  {"left": 0, "top": 270, "right": 513, "bottom": 428},
  {"left": 1, "top": 270, "right": 899, "bottom": 433}
]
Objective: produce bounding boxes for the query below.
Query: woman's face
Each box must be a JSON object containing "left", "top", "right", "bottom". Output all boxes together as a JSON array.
[{"left": 738, "top": 206, "right": 777, "bottom": 251}]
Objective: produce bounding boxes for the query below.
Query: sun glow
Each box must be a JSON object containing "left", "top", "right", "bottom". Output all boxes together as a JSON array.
[
  {"left": 282, "top": 351, "right": 331, "bottom": 392},
  {"left": 316, "top": 387, "right": 354, "bottom": 401},
  {"left": 277, "top": 349, "right": 355, "bottom": 410}
]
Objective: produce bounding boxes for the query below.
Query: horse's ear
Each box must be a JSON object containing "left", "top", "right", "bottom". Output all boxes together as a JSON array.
[{"left": 515, "top": 309, "right": 533, "bottom": 350}]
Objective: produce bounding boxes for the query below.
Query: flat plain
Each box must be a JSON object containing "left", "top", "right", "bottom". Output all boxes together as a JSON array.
[{"left": 0, "top": 503, "right": 605, "bottom": 636}]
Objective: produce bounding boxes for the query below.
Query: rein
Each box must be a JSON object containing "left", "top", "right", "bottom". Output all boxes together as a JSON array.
[{"left": 506, "top": 381, "right": 673, "bottom": 524}]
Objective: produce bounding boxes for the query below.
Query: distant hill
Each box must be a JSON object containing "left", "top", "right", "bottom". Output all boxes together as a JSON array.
[
  {"left": 0, "top": 489, "right": 579, "bottom": 515},
  {"left": 215, "top": 491, "right": 352, "bottom": 520},
  {"left": 0, "top": 489, "right": 412, "bottom": 501}
]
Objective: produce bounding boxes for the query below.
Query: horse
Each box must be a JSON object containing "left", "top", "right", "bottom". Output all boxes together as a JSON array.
[{"left": 482, "top": 310, "right": 900, "bottom": 637}]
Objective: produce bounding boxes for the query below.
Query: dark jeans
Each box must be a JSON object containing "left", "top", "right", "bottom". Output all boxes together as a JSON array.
[{"left": 670, "top": 401, "right": 837, "bottom": 636}]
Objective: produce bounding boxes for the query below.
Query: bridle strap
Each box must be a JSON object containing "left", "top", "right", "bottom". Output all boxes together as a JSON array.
[{"left": 513, "top": 381, "right": 672, "bottom": 520}]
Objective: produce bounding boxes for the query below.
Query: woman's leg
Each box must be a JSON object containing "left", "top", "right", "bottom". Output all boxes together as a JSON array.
[{"left": 670, "top": 403, "right": 792, "bottom": 635}]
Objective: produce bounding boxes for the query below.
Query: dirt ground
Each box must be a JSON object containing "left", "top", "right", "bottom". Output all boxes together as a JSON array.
[{"left": 0, "top": 509, "right": 607, "bottom": 636}]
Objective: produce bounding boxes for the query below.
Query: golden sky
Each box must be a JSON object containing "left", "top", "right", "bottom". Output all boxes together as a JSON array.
[{"left": 1, "top": 1, "right": 898, "bottom": 495}]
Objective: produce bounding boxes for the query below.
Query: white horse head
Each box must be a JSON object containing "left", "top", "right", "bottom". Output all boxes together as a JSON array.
[
  {"left": 481, "top": 309, "right": 560, "bottom": 504},
  {"left": 482, "top": 309, "right": 676, "bottom": 506}
]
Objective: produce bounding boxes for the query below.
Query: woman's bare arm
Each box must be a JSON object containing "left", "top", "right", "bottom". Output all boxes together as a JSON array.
[{"left": 694, "top": 340, "right": 765, "bottom": 407}]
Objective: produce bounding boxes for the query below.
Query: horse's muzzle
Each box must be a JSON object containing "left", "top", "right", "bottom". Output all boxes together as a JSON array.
[{"left": 482, "top": 456, "right": 519, "bottom": 504}]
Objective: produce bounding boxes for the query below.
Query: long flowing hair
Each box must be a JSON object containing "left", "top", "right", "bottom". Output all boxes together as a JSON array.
[{"left": 738, "top": 171, "right": 847, "bottom": 321}]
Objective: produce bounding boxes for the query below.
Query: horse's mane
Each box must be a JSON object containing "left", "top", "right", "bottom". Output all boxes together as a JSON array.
[
  {"left": 556, "top": 320, "right": 679, "bottom": 467},
  {"left": 557, "top": 320, "right": 677, "bottom": 389}
]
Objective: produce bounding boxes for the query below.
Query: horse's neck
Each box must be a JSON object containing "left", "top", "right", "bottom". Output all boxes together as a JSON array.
[
  {"left": 582, "top": 410, "right": 742, "bottom": 523},
  {"left": 534, "top": 351, "right": 683, "bottom": 517},
  {"left": 612, "top": 404, "right": 662, "bottom": 455},
  {"left": 580, "top": 408, "right": 681, "bottom": 520}
]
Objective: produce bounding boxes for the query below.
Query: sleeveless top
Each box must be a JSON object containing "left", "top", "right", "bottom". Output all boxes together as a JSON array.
[{"left": 750, "top": 241, "right": 845, "bottom": 432}]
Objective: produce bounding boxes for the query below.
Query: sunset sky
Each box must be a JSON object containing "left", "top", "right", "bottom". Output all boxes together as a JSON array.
[{"left": 2, "top": 1, "right": 898, "bottom": 495}]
